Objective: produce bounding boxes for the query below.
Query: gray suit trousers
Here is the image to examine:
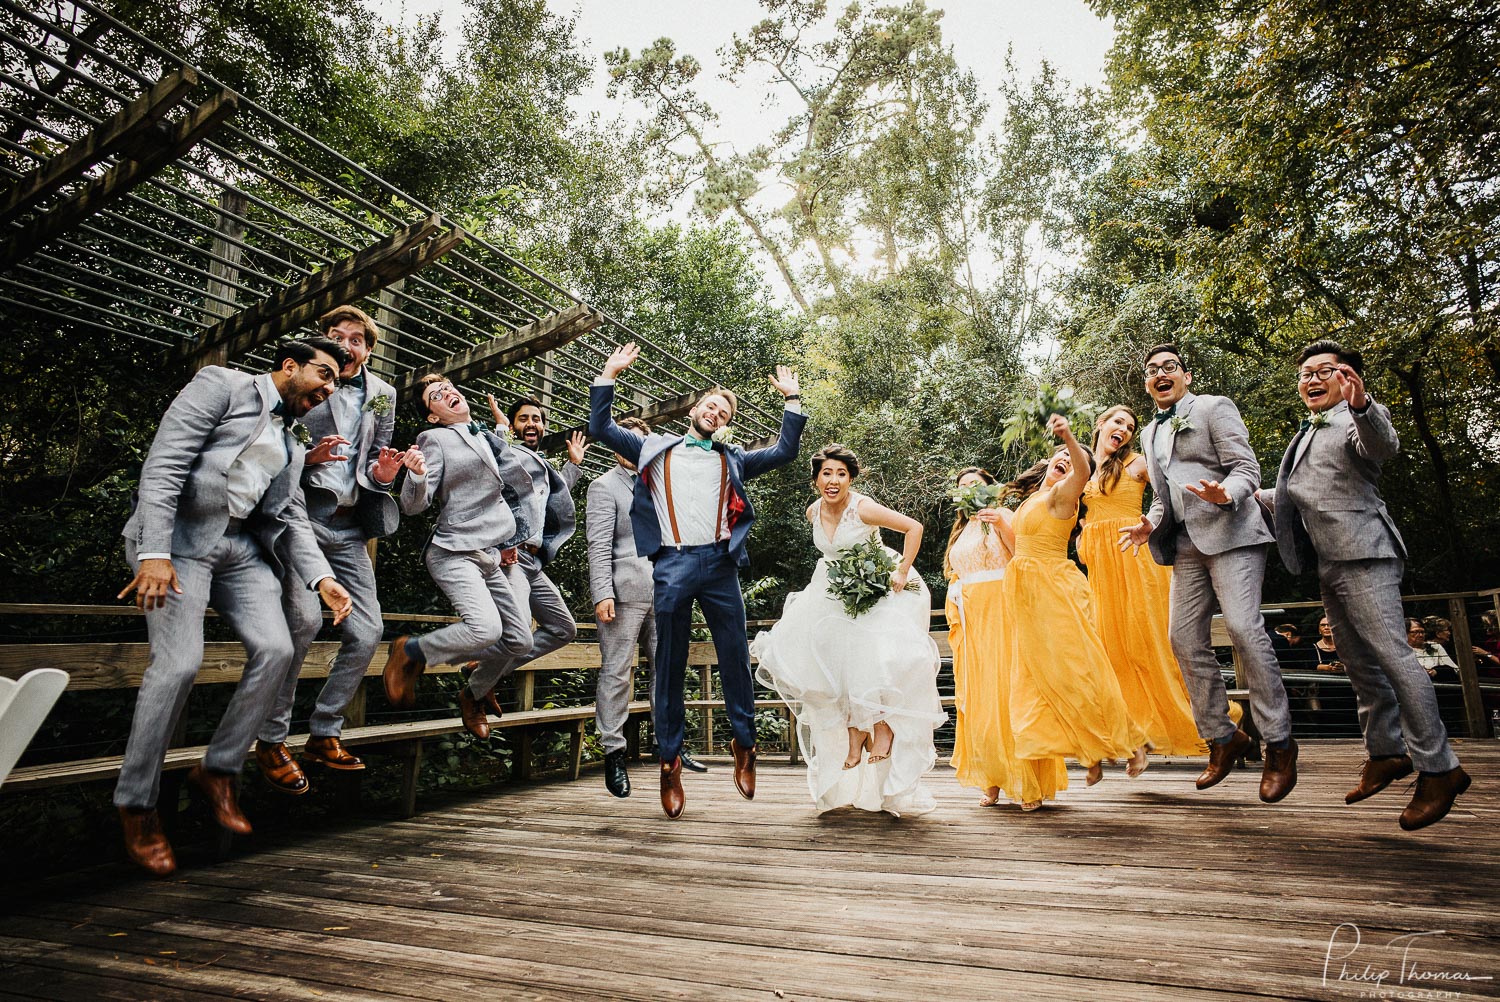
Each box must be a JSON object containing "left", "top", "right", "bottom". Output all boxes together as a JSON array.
[
  {"left": 594, "top": 602, "right": 656, "bottom": 753},
  {"left": 1319, "top": 557, "right": 1458, "bottom": 773},
  {"left": 416, "top": 546, "right": 533, "bottom": 674},
  {"left": 1168, "top": 534, "right": 1292, "bottom": 743},
  {"left": 260, "top": 519, "right": 383, "bottom": 743},
  {"left": 114, "top": 528, "right": 295, "bottom": 808},
  {"left": 469, "top": 548, "right": 577, "bottom": 698}
]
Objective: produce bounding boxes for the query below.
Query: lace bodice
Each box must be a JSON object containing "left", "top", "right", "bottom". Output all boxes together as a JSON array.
[
  {"left": 812, "top": 493, "right": 881, "bottom": 558},
  {"left": 947, "top": 517, "right": 1011, "bottom": 578}
]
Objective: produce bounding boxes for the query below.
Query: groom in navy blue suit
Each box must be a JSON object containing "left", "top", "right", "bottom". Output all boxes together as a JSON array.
[{"left": 589, "top": 343, "right": 807, "bottom": 819}]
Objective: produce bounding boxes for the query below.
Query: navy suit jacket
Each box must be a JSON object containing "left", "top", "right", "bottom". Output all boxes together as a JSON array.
[{"left": 588, "top": 382, "right": 807, "bottom": 567}]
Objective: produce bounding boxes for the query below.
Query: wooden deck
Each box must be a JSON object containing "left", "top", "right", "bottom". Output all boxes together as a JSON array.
[{"left": 1, "top": 740, "right": 1497, "bottom": 1001}]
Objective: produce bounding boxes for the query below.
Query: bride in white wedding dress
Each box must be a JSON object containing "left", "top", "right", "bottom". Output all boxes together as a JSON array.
[{"left": 751, "top": 444, "right": 945, "bottom": 816}]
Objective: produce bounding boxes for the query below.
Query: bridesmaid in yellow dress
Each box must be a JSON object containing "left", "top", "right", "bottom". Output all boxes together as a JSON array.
[
  {"left": 1002, "top": 415, "right": 1150, "bottom": 788},
  {"left": 944, "top": 468, "right": 1068, "bottom": 810},
  {"left": 1079, "top": 405, "right": 1209, "bottom": 759}
]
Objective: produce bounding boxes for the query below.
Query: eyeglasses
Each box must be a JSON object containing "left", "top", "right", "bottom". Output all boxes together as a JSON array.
[
  {"left": 1144, "top": 360, "right": 1182, "bottom": 377},
  {"left": 307, "top": 362, "right": 340, "bottom": 386},
  {"left": 424, "top": 382, "right": 458, "bottom": 405},
  {"left": 1297, "top": 366, "right": 1339, "bottom": 383}
]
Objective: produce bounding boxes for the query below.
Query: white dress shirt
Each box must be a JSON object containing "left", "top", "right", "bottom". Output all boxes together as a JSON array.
[
  {"left": 648, "top": 439, "right": 730, "bottom": 546},
  {"left": 327, "top": 370, "right": 366, "bottom": 506}
]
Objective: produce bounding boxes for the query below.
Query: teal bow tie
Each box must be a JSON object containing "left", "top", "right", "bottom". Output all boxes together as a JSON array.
[
  {"left": 467, "top": 420, "right": 486, "bottom": 436},
  {"left": 271, "top": 400, "right": 286, "bottom": 418},
  {"left": 683, "top": 433, "right": 714, "bottom": 451},
  {"left": 345, "top": 370, "right": 366, "bottom": 390},
  {"left": 1154, "top": 404, "right": 1177, "bottom": 424}
]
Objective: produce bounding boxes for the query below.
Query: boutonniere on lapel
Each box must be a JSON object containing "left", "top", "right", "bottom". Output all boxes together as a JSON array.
[
  {"left": 711, "top": 426, "right": 736, "bottom": 446},
  {"left": 1168, "top": 415, "right": 1194, "bottom": 435},
  {"left": 1303, "top": 410, "right": 1331, "bottom": 430},
  {"left": 363, "top": 394, "right": 392, "bottom": 416},
  {"left": 290, "top": 421, "right": 312, "bottom": 446}
]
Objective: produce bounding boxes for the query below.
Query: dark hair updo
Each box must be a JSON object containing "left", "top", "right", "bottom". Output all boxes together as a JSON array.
[{"left": 810, "top": 442, "right": 860, "bottom": 481}]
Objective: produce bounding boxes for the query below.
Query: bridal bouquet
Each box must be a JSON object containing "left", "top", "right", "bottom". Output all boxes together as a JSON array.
[
  {"left": 949, "top": 480, "right": 1005, "bottom": 534},
  {"left": 1000, "top": 382, "right": 1098, "bottom": 455},
  {"left": 825, "top": 538, "right": 920, "bottom": 618}
]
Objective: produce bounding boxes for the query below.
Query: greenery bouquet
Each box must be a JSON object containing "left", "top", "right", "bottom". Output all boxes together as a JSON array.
[
  {"left": 825, "top": 538, "right": 921, "bottom": 618},
  {"left": 948, "top": 480, "right": 1005, "bottom": 534},
  {"left": 1000, "top": 383, "right": 1098, "bottom": 456}
]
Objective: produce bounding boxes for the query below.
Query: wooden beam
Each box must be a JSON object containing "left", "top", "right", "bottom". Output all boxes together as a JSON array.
[
  {"left": 537, "top": 388, "right": 697, "bottom": 453},
  {"left": 0, "top": 67, "right": 199, "bottom": 226},
  {"left": 0, "top": 89, "right": 238, "bottom": 273},
  {"left": 181, "top": 214, "right": 464, "bottom": 366},
  {"left": 395, "top": 301, "right": 601, "bottom": 399}
]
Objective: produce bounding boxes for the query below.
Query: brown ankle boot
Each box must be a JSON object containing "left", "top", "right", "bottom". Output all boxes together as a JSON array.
[
  {"left": 1399, "top": 767, "right": 1471, "bottom": 831},
  {"left": 118, "top": 806, "right": 176, "bottom": 877},
  {"left": 254, "top": 740, "right": 310, "bottom": 795}
]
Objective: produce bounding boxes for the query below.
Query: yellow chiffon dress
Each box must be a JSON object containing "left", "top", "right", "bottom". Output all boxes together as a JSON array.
[
  {"left": 1078, "top": 474, "right": 1208, "bottom": 755},
  {"left": 1002, "top": 490, "right": 1147, "bottom": 766},
  {"left": 945, "top": 518, "right": 1068, "bottom": 804}
]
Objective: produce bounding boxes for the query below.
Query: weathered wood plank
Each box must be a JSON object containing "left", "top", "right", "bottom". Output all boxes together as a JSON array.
[{"left": 394, "top": 301, "right": 600, "bottom": 399}]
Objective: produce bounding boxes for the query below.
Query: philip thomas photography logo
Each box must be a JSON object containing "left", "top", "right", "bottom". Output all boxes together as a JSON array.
[{"left": 1323, "top": 923, "right": 1493, "bottom": 998}]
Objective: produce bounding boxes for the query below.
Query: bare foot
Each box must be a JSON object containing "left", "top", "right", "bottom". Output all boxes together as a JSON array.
[
  {"left": 1126, "top": 745, "right": 1150, "bottom": 778},
  {"left": 868, "top": 720, "right": 895, "bottom": 763},
  {"left": 979, "top": 786, "right": 1001, "bottom": 807},
  {"left": 844, "top": 728, "right": 871, "bottom": 770},
  {"left": 1085, "top": 762, "right": 1104, "bottom": 786}
]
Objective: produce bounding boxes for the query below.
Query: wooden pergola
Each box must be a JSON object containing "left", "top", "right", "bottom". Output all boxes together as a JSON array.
[{"left": 0, "top": 0, "right": 784, "bottom": 472}]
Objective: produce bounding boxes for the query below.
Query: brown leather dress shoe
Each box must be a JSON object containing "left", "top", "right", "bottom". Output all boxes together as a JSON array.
[
  {"left": 1259, "top": 738, "right": 1299, "bottom": 803},
  {"left": 1195, "top": 730, "right": 1252, "bottom": 790},
  {"left": 1346, "top": 754, "right": 1413, "bottom": 804},
  {"left": 303, "top": 735, "right": 365, "bottom": 771},
  {"left": 1399, "top": 766, "right": 1471, "bottom": 831},
  {"left": 254, "top": 740, "right": 310, "bottom": 795},
  {"left": 186, "top": 764, "right": 252, "bottom": 835},
  {"left": 118, "top": 807, "right": 176, "bottom": 877},
  {"left": 383, "top": 635, "right": 425, "bottom": 709},
  {"left": 459, "top": 686, "right": 491, "bottom": 740},
  {"left": 731, "top": 738, "right": 756, "bottom": 800},
  {"left": 660, "top": 756, "right": 685, "bottom": 819}
]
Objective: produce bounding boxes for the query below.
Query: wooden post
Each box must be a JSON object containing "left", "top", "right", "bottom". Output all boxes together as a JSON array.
[
  {"left": 515, "top": 672, "right": 535, "bottom": 780},
  {"left": 569, "top": 719, "right": 585, "bottom": 780},
  {"left": 398, "top": 739, "right": 424, "bottom": 818},
  {"left": 785, "top": 706, "right": 800, "bottom": 765},
  {"left": 371, "top": 279, "right": 404, "bottom": 380},
  {"left": 194, "top": 190, "right": 246, "bottom": 371},
  {"left": 1449, "top": 597, "right": 1490, "bottom": 738},
  {"left": 701, "top": 664, "right": 713, "bottom": 756}
]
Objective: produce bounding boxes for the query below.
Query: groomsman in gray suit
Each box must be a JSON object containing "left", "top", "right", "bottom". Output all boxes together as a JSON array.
[
  {"left": 1120, "top": 343, "right": 1297, "bottom": 803},
  {"left": 115, "top": 338, "right": 356, "bottom": 876},
  {"left": 465, "top": 396, "right": 586, "bottom": 708},
  {"left": 382, "top": 374, "right": 535, "bottom": 739},
  {"left": 255, "top": 306, "right": 424, "bottom": 794},
  {"left": 1266, "top": 340, "right": 1468, "bottom": 830}
]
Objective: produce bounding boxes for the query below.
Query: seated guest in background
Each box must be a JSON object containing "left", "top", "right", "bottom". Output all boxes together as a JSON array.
[
  {"left": 1271, "top": 622, "right": 1318, "bottom": 670},
  {"left": 115, "top": 338, "right": 355, "bottom": 876},
  {"left": 1266, "top": 339, "right": 1467, "bottom": 830},
  {"left": 1313, "top": 613, "right": 1343, "bottom": 672},
  {"left": 1424, "top": 614, "right": 1499, "bottom": 669},
  {"left": 1407, "top": 619, "right": 1458, "bottom": 680}
]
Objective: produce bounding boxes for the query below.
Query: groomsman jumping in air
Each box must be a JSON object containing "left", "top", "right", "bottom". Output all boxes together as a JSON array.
[
  {"left": 1264, "top": 340, "right": 1469, "bottom": 829},
  {"left": 116, "top": 338, "right": 355, "bottom": 876},
  {"left": 589, "top": 343, "right": 806, "bottom": 819},
  {"left": 256, "top": 306, "right": 423, "bottom": 794},
  {"left": 1121, "top": 344, "right": 1297, "bottom": 803}
]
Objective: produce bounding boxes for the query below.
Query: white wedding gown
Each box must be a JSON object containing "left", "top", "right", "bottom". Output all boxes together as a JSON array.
[{"left": 751, "top": 493, "right": 945, "bottom": 816}]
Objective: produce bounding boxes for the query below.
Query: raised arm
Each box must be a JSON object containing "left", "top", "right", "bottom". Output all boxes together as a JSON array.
[
  {"left": 858, "top": 497, "right": 925, "bottom": 591},
  {"left": 588, "top": 344, "right": 647, "bottom": 464},
  {"left": 742, "top": 365, "right": 807, "bottom": 480},
  {"left": 1046, "top": 413, "right": 1090, "bottom": 517}
]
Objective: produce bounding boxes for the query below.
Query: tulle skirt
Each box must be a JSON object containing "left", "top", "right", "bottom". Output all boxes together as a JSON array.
[{"left": 752, "top": 556, "right": 946, "bottom": 816}]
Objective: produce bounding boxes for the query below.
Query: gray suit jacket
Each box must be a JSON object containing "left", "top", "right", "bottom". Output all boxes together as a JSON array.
[
  {"left": 585, "top": 465, "right": 654, "bottom": 607},
  {"left": 512, "top": 444, "right": 583, "bottom": 565},
  {"left": 400, "top": 424, "right": 533, "bottom": 553},
  {"left": 300, "top": 367, "right": 400, "bottom": 539},
  {"left": 1272, "top": 400, "right": 1405, "bottom": 575},
  {"left": 1142, "top": 391, "right": 1273, "bottom": 564},
  {"left": 123, "top": 365, "right": 331, "bottom": 586}
]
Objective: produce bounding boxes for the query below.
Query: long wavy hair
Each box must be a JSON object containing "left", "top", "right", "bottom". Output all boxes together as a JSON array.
[
  {"left": 944, "top": 467, "right": 996, "bottom": 579},
  {"left": 1091, "top": 404, "right": 1139, "bottom": 495},
  {"left": 999, "top": 459, "right": 1050, "bottom": 506}
]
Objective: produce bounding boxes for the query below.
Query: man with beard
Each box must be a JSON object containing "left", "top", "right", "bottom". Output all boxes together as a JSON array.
[
  {"left": 1119, "top": 343, "right": 1297, "bottom": 804},
  {"left": 589, "top": 342, "right": 806, "bottom": 819},
  {"left": 254, "top": 306, "right": 424, "bottom": 794},
  {"left": 115, "top": 338, "right": 355, "bottom": 876}
]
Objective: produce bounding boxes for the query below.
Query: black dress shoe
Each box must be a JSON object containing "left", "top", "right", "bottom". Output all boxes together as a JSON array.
[
  {"left": 604, "top": 749, "right": 631, "bottom": 798},
  {"left": 679, "top": 750, "right": 709, "bottom": 773}
]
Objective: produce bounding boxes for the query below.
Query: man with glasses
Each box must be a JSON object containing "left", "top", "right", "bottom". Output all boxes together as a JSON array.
[
  {"left": 115, "top": 338, "right": 356, "bottom": 876},
  {"left": 1120, "top": 343, "right": 1296, "bottom": 804},
  {"left": 254, "top": 306, "right": 424, "bottom": 796},
  {"left": 381, "top": 374, "right": 535, "bottom": 739},
  {"left": 1264, "top": 340, "right": 1468, "bottom": 830}
]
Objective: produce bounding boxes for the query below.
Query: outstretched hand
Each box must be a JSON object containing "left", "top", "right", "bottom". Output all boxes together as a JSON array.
[
  {"left": 1118, "top": 515, "right": 1152, "bottom": 553},
  {"left": 1336, "top": 363, "right": 1368, "bottom": 410},
  {"left": 1046, "top": 413, "right": 1074, "bottom": 442},
  {"left": 768, "top": 365, "right": 799, "bottom": 398},
  {"left": 566, "top": 431, "right": 588, "bottom": 466},
  {"left": 1184, "top": 479, "right": 1230, "bottom": 506},
  {"left": 306, "top": 435, "right": 350, "bottom": 466},
  {"left": 486, "top": 393, "right": 509, "bottom": 430},
  {"left": 372, "top": 446, "right": 407, "bottom": 485},
  {"left": 603, "top": 342, "right": 640, "bottom": 380},
  {"left": 402, "top": 446, "right": 427, "bottom": 477}
]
